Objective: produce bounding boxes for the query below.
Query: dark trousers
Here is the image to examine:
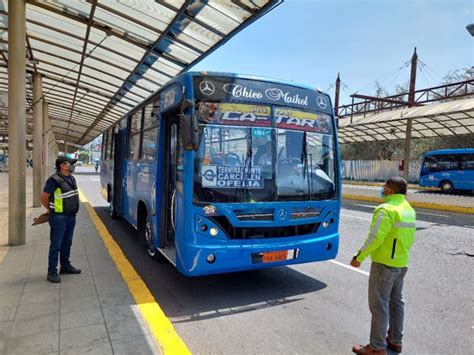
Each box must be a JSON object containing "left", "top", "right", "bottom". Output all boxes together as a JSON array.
[{"left": 48, "top": 213, "right": 76, "bottom": 274}]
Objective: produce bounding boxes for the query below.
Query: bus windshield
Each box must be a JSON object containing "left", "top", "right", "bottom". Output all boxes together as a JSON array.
[{"left": 193, "top": 102, "right": 337, "bottom": 203}]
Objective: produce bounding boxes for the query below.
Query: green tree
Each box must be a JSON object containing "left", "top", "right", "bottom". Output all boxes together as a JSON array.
[{"left": 78, "top": 151, "right": 89, "bottom": 162}]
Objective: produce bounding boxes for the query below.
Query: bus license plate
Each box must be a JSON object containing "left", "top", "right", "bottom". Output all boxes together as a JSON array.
[{"left": 259, "top": 249, "right": 299, "bottom": 263}]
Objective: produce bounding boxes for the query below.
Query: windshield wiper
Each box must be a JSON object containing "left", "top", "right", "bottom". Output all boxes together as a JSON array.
[{"left": 300, "top": 131, "right": 312, "bottom": 201}]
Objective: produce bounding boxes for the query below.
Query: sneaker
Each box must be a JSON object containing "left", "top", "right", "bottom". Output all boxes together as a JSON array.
[
  {"left": 352, "top": 344, "right": 387, "bottom": 355},
  {"left": 59, "top": 265, "right": 82, "bottom": 274},
  {"left": 386, "top": 338, "right": 402, "bottom": 353},
  {"left": 47, "top": 272, "right": 61, "bottom": 283}
]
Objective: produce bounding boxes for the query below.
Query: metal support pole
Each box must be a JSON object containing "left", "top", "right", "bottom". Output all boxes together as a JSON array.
[
  {"left": 403, "top": 48, "right": 418, "bottom": 180},
  {"left": 32, "top": 74, "right": 43, "bottom": 207},
  {"left": 8, "top": 0, "right": 26, "bottom": 246},
  {"left": 334, "top": 73, "right": 340, "bottom": 117},
  {"left": 42, "top": 100, "right": 50, "bottom": 184}
]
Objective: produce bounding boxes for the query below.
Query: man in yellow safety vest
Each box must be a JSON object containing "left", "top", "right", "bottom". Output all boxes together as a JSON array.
[
  {"left": 351, "top": 177, "right": 416, "bottom": 355},
  {"left": 40, "top": 156, "right": 81, "bottom": 283}
]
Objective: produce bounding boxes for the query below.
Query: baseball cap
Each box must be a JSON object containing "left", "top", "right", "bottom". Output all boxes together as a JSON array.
[{"left": 55, "top": 156, "right": 78, "bottom": 169}]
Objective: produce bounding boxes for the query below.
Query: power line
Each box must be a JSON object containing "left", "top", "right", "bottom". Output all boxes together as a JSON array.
[{"left": 353, "top": 60, "right": 410, "bottom": 94}]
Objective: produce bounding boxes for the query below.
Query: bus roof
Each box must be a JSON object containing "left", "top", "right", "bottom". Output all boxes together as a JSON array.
[{"left": 424, "top": 148, "right": 474, "bottom": 156}]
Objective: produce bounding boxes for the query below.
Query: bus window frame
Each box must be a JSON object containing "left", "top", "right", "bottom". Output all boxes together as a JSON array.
[{"left": 126, "top": 108, "right": 146, "bottom": 161}]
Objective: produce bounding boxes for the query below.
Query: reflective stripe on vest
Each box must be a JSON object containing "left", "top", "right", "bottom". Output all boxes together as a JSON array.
[{"left": 54, "top": 187, "right": 63, "bottom": 213}]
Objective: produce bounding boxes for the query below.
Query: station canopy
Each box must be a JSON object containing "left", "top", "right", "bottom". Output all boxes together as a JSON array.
[
  {"left": 338, "top": 98, "right": 474, "bottom": 143},
  {"left": 0, "top": 0, "right": 281, "bottom": 147}
]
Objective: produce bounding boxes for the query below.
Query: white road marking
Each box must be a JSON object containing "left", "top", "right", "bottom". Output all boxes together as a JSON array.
[
  {"left": 352, "top": 203, "right": 376, "bottom": 209},
  {"left": 416, "top": 211, "right": 449, "bottom": 217},
  {"left": 329, "top": 260, "right": 370, "bottom": 276},
  {"left": 90, "top": 177, "right": 100, "bottom": 181}
]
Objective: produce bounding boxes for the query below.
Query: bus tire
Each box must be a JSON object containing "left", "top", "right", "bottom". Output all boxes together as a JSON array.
[
  {"left": 108, "top": 188, "right": 119, "bottom": 220},
  {"left": 440, "top": 180, "right": 454, "bottom": 194},
  {"left": 139, "top": 208, "right": 164, "bottom": 262},
  {"left": 110, "top": 203, "right": 120, "bottom": 220}
]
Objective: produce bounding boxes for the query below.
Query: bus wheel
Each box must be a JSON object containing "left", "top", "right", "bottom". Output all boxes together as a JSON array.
[
  {"left": 440, "top": 180, "right": 454, "bottom": 193},
  {"left": 140, "top": 212, "right": 163, "bottom": 262},
  {"left": 110, "top": 203, "right": 120, "bottom": 220},
  {"left": 108, "top": 187, "right": 119, "bottom": 220}
]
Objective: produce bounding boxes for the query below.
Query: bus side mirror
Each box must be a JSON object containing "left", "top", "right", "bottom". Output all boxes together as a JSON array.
[{"left": 181, "top": 114, "right": 199, "bottom": 150}]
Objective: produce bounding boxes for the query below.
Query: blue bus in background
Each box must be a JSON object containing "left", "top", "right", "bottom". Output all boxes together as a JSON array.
[
  {"left": 100, "top": 72, "right": 341, "bottom": 276},
  {"left": 419, "top": 148, "right": 474, "bottom": 193}
]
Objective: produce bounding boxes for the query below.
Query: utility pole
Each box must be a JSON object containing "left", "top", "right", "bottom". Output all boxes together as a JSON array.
[
  {"left": 403, "top": 48, "right": 417, "bottom": 181},
  {"left": 334, "top": 73, "right": 341, "bottom": 117}
]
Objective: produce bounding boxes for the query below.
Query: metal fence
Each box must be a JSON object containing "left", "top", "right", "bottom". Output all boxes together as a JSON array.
[{"left": 341, "top": 160, "right": 422, "bottom": 183}]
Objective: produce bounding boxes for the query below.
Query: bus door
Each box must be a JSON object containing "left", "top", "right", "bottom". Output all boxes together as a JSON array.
[
  {"left": 111, "top": 130, "right": 124, "bottom": 217},
  {"left": 161, "top": 116, "right": 180, "bottom": 248}
]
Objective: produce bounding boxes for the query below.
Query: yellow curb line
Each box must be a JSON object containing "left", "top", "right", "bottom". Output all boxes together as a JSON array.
[
  {"left": 342, "top": 194, "right": 474, "bottom": 215},
  {"left": 343, "top": 181, "right": 437, "bottom": 191},
  {"left": 78, "top": 189, "right": 190, "bottom": 355}
]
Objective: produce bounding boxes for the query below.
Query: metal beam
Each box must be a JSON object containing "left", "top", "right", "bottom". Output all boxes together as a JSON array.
[
  {"left": 350, "top": 93, "right": 407, "bottom": 105},
  {"left": 154, "top": 0, "right": 226, "bottom": 38},
  {"left": 26, "top": 1, "right": 187, "bottom": 69},
  {"left": 79, "top": 0, "right": 194, "bottom": 142},
  {"left": 94, "top": 1, "right": 205, "bottom": 55},
  {"left": 64, "top": 0, "right": 97, "bottom": 145}
]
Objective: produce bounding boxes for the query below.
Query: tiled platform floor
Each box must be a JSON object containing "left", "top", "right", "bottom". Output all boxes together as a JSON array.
[{"left": 0, "top": 206, "right": 161, "bottom": 355}]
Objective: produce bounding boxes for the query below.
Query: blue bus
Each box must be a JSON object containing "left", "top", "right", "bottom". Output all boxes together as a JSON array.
[
  {"left": 100, "top": 72, "right": 341, "bottom": 276},
  {"left": 419, "top": 148, "right": 474, "bottom": 193}
]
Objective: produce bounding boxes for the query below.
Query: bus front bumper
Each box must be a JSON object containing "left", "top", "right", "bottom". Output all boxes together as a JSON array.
[{"left": 175, "top": 232, "right": 339, "bottom": 276}]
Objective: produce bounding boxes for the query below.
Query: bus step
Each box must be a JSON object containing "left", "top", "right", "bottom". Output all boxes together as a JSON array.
[{"left": 158, "top": 247, "right": 176, "bottom": 266}]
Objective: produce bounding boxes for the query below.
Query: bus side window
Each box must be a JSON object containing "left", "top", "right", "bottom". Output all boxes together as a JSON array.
[
  {"left": 423, "top": 156, "right": 437, "bottom": 170},
  {"left": 109, "top": 128, "right": 115, "bottom": 160},
  {"left": 460, "top": 154, "right": 474, "bottom": 170},
  {"left": 101, "top": 131, "right": 108, "bottom": 161},
  {"left": 128, "top": 134, "right": 141, "bottom": 160},
  {"left": 105, "top": 129, "right": 112, "bottom": 160},
  {"left": 141, "top": 127, "right": 159, "bottom": 161}
]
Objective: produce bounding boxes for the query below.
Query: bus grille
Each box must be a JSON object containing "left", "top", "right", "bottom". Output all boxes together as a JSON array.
[
  {"left": 290, "top": 207, "right": 321, "bottom": 219},
  {"left": 209, "top": 215, "right": 319, "bottom": 240},
  {"left": 234, "top": 208, "right": 274, "bottom": 221}
]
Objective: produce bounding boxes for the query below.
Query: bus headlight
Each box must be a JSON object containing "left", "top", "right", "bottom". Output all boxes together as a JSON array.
[
  {"left": 209, "top": 227, "right": 219, "bottom": 236},
  {"left": 322, "top": 221, "right": 329, "bottom": 229}
]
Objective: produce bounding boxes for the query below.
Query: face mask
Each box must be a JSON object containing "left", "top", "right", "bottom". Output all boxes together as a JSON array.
[
  {"left": 69, "top": 165, "right": 75, "bottom": 173},
  {"left": 380, "top": 186, "right": 385, "bottom": 199}
]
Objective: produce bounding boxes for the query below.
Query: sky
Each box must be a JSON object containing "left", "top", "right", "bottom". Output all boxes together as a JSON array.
[{"left": 192, "top": 0, "right": 473, "bottom": 105}]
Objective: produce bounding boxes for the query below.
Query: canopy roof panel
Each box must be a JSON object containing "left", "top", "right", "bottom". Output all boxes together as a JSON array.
[
  {"left": 0, "top": 0, "right": 281, "bottom": 146},
  {"left": 338, "top": 98, "right": 474, "bottom": 143}
]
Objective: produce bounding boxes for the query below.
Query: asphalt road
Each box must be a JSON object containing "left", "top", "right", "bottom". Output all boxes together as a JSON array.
[{"left": 76, "top": 174, "right": 474, "bottom": 355}]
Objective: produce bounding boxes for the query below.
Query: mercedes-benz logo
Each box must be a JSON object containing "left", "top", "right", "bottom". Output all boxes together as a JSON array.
[
  {"left": 277, "top": 209, "right": 288, "bottom": 220},
  {"left": 316, "top": 96, "right": 327, "bottom": 109},
  {"left": 199, "top": 81, "right": 215, "bottom": 96}
]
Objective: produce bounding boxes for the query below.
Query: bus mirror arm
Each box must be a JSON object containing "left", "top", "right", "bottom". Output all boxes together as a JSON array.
[
  {"left": 180, "top": 114, "right": 199, "bottom": 150},
  {"left": 180, "top": 99, "right": 193, "bottom": 111}
]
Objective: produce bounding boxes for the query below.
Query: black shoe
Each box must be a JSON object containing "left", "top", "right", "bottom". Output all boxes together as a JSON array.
[
  {"left": 59, "top": 265, "right": 82, "bottom": 274},
  {"left": 47, "top": 273, "right": 61, "bottom": 283}
]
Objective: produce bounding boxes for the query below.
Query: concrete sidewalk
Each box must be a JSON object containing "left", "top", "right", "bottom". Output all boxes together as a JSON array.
[
  {"left": 343, "top": 183, "right": 474, "bottom": 214},
  {"left": 0, "top": 204, "right": 161, "bottom": 354}
]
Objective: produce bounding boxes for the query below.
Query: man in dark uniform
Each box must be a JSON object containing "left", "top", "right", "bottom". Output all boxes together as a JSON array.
[{"left": 40, "top": 156, "right": 82, "bottom": 283}]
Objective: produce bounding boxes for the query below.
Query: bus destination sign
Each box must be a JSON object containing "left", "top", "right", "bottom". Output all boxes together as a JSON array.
[{"left": 193, "top": 76, "right": 332, "bottom": 114}]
